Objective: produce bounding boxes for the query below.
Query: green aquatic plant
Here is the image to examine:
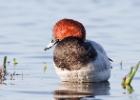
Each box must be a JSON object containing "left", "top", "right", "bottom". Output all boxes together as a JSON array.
[
  {"left": 120, "top": 60, "right": 123, "bottom": 70},
  {"left": 0, "top": 67, "right": 3, "bottom": 82},
  {"left": 0, "top": 56, "right": 7, "bottom": 82},
  {"left": 122, "top": 61, "right": 140, "bottom": 86},
  {"left": 3, "top": 56, "right": 7, "bottom": 76},
  {"left": 0, "top": 56, "right": 22, "bottom": 82},
  {"left": 122, "top": 61, "right": 140, "bottom": 93},
  {"left": 43, "top": 63, "right": 48, "bottom": 73},
  {"left": 13, "top": 58, "right": 18, "bottom": 65},
  {"left": 126, "top": 84, "right": 134, "bottom": 94}
]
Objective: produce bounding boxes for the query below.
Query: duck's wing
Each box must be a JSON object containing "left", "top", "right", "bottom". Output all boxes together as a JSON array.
[
  {"left": 86, "top": 40, "right": 107, "bottom": 54},
  {"left": 86, "top": 40, "right": 113, "bottom": 62}
]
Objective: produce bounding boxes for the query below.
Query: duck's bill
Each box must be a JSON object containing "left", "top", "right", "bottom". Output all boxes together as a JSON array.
[{"left": 44, "top": 40, "right": 58, "bottom": 51}]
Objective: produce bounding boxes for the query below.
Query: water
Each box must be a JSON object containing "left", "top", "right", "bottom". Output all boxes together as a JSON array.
[{"left": 0, "top": 0, "right": 140, "bottom": 99}]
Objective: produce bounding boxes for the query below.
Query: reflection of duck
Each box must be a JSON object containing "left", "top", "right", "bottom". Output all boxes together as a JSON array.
[
  {"left": 53, "top": 81, "right": 110, "bottom": 99},
  {"left": 45, "top": 19, "right": 112, "bottom": 82}
]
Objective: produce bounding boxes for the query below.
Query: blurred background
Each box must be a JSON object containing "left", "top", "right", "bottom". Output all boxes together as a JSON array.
[{"left": 0, "top": 0, "right": 140, "bottom": 100}]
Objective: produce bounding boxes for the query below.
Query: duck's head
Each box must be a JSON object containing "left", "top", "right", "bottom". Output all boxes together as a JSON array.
[{"left": 44, "top": 18, "right": 86, "bottom": 50}]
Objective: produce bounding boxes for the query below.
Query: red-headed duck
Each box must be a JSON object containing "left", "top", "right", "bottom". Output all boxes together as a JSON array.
[{"left": 45, "top": 19, "right": 112, "bottom": 82}]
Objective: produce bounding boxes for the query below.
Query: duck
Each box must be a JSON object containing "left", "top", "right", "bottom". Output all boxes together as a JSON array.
[{"left": 44, "top": 18, "right": 112, "bottom": 82}]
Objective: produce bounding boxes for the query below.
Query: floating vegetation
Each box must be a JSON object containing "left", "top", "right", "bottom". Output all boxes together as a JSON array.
[
  {"left": 0, "top": 67, "right": 3, "bottom": 83},
  {"left": 0, "top": 56, "right": 22, "bottom": 84},
  {"left": 10, "top": 73, "right": 14, "bottom": 80},
  {"left": 43, "top": 63, "right": 48, "bottom": 73},
  {"left": 3, "top": 56, "right": 7, "bottom": 76},
  {"left": 0, "top": 56, "right": 8, "bottom": 83},
  {"left": 13, "top": 58, "right": 18, "bottom": 65},
  {"left": 120, "top": 60, "right": 123, "bottom": 70},
  {"left": 122, "top": 61, "right": 140, "bottom": 93}
]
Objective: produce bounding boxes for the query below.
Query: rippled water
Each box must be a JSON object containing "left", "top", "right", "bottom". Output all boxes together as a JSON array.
[{"left": 0, "top": 0, "right": 140, "bottom": 100}]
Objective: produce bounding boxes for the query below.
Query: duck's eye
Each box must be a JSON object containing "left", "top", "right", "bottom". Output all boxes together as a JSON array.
[
  {"left": 51, "top": 39, "right": 55, "bottom": 43},
  {"left": 51, "top": 39, "right": 59, "bottom": 43}
]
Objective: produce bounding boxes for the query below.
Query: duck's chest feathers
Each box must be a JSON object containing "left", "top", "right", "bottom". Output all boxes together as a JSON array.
[{"left": 53, "top": 37, "right": 97, "bottom": 70}]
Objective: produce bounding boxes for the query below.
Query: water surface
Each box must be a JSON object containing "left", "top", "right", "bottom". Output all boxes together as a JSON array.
[{"left": 0, "top": 0, "right": 140, "bottom": 99}]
